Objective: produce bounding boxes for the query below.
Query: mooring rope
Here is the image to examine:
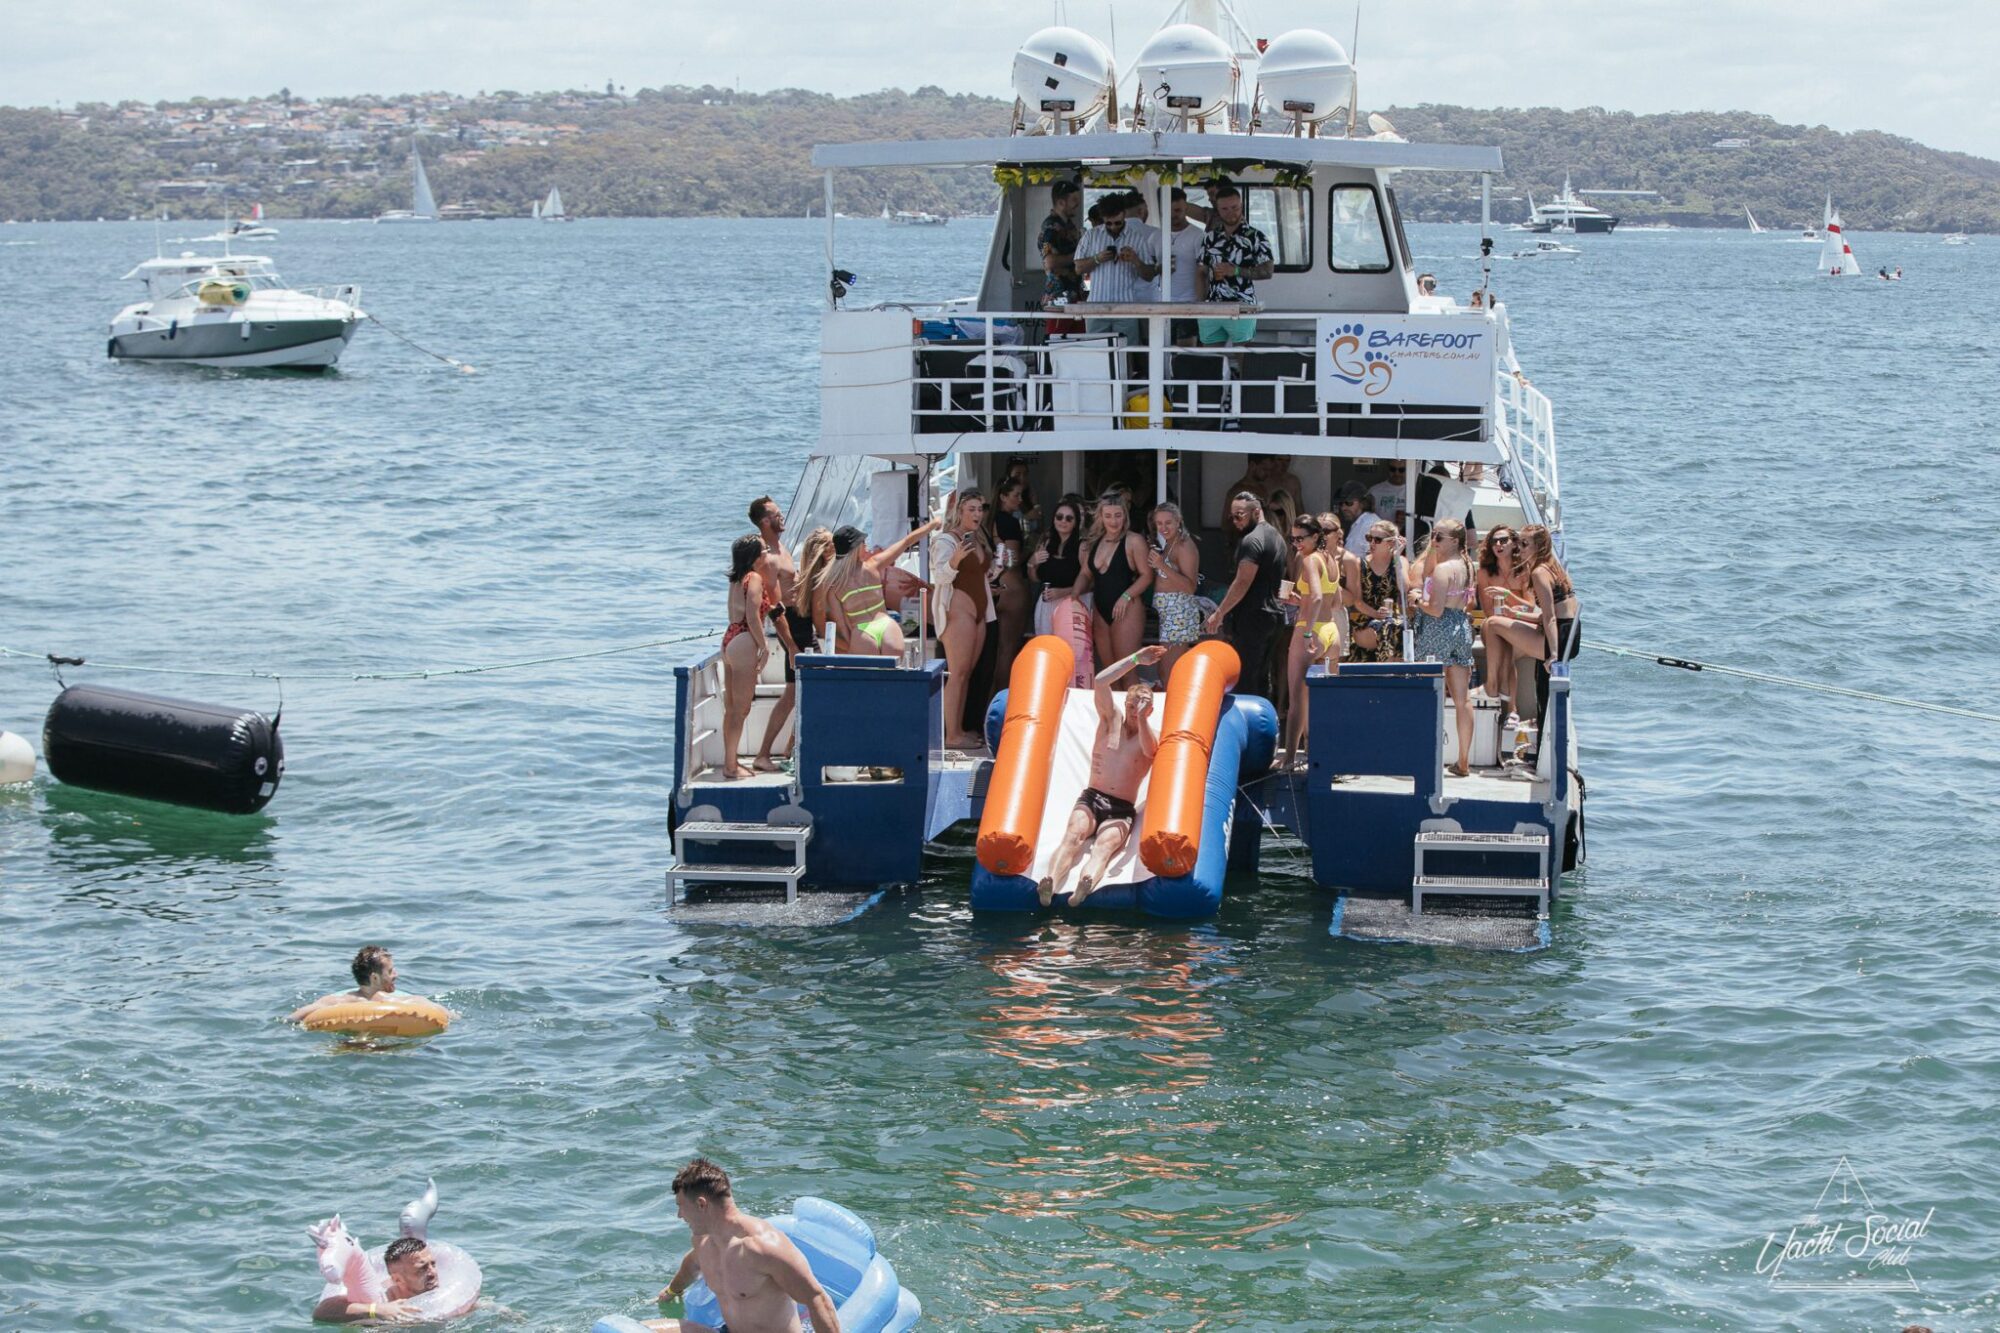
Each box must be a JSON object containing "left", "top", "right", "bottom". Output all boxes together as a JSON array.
[
  {"left": 0, "top": 629, "right": 722, "bottom": 685},
  {"left": 1581, "top": 639, "right": 2000, "bottom": 725},
  {"left": 364, "top": 312, "right": 476, "bottom": 373}
]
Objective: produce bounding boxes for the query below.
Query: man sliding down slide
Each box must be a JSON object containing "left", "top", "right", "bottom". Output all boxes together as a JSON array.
[{"left": 1038, "top": 647, "right": 1166, "bottom": 908}]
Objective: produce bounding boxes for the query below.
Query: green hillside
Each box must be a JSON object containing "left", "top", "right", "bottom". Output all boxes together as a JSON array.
[{"left": 2, "top": 87, "right": 1995, "bottom": 232}]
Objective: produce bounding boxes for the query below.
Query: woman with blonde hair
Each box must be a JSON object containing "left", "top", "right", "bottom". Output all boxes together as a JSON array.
[
  {"left": 826, "top": 515, "right": 941, "bottom": 659},
  {"left": 1146, "top": 502, "right": 1203, "bottom": 686},
  {"left": 1346, "top": 520, "right": 1406, "bottom": 662},
  {"left": 932, "top": 489, "right": 996, "bottom": 750},
  {"left": 1409, "top": 518, "right": 1478, "bottom": 775},
  {"left": 1280, "top": 512, "right": 1344, "bottom": 768},
  {"left": 1483, "top": 523, "right": 1579, "bottom": 761},
  {"left": 1082, "top": 491, "right": 1154, "bottom": 676}
]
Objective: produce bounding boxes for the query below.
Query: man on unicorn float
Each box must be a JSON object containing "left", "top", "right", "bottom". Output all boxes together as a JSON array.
[{"left": 312, "top": 1235, "right": 436, "bottom": 1323}]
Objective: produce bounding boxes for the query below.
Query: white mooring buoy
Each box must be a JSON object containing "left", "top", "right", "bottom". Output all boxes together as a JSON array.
[{"left": 0, "top": 729, "right": 34, "bottom": 785}]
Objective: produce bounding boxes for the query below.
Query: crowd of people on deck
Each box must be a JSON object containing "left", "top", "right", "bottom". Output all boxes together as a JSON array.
[{"left": 717, "top": 465, "right": 1581, "bottom": 781}]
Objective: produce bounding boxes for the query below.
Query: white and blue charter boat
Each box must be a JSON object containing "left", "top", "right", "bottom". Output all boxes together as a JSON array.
[{"left": 669, "top": 2, "right": 1582, "bottom": 946}]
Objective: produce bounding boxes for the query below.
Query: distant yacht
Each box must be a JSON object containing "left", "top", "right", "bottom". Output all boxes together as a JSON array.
[
  {"left": 377, "top": 139, "right": 440, "bottom": 224},
  {"left": 107, "top": 250, "right": 364, "bottom": 368},
  {"left": 1528, "top": 175, "right": 1619, "bottom": 233},
  {"left": 883, "top": 205, "right": 948, "bottom": 227},
  {"left": 229, "top": 204, "right": 279, "bottom": 239},
  {"left": 535, "top": 185, "right": 569, "bottom": 222},
  {"left": 1941, "top": 232, "right": 1972, "bottom": 245},
  {"left": 1509, "top": 239, "right": 1581, "bottom": 260}
]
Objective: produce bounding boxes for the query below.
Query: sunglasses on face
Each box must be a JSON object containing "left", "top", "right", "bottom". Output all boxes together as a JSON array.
[
  {"left": 1492, "top": 536, "right": 1515, "bottom": 545},
  {"left": 1055, "top": 513, "right": 1077, "bottom": 522},
  {"left": 1367, "top": 535, "right": 1390, "bottom": 544}
]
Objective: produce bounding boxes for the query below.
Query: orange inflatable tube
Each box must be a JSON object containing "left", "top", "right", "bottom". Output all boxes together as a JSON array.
[
  {"left": 976, "top": 634, "right": 1075, "bottom": 875},
  {"left": 1140, "top": 640, "right": 1241, "bottom": 878},
  {"left": 301, "top": 996, "right": 452, "bottom": 1038}
]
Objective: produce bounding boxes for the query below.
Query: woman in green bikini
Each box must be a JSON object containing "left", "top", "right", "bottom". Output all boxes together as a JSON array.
[{"left": 826, "top": 515, "right": 942, "bottom": 658}]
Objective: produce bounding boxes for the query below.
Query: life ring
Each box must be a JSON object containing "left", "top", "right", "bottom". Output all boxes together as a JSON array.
[
  {"left": 312, "top": 1180, "right": 482, "bottom": 1321},
  {"left": 301, "top": 996, "right": 451, "bottom": 1038}
]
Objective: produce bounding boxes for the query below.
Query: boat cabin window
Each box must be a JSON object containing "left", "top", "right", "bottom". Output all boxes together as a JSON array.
[
  {"left": 1243, "top": 185, "right": 1312, "bottom": 272},
  {"left": 1329, "top": 185, "right": 1394, "bottom": 273},
  {"left": 1385, "top": 187, "right": 1415, "bottom": 272}
]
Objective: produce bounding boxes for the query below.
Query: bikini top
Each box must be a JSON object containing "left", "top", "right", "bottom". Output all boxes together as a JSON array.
[{"left": 840, "top": 581, "right": 887, "bottom": 619}]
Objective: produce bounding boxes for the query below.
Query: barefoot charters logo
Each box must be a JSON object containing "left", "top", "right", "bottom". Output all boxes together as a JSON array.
[
  {"left": 1316, "top": 315, "right": 1492, "bottom": 406},
  {"left": 1755, "top": 1158, "right": 1934, "bottom": 1292}
]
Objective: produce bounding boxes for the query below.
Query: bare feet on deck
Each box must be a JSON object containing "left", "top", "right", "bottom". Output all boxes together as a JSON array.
[
  {"left": 721, "top": 765, "right": 751, "bottom": 781},
  {"left": 945, "top": 733, "right": 987, "bottom": 752},
  {"left": 1037, "top": 877, "right": 1056, "bottom": 908},
  {"left": 752, "top": 756, "right": 782, "bottom": 773}
]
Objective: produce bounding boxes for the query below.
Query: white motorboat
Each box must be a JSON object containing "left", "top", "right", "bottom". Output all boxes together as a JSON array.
[
  {"left": 1528, "top": 175, "right": 1618, "bottom": 233},
  {"left": 882, "top": 205, "right": 949, "bottom": 226},
  {"left": 376, "top": 138, "right": 440, "bottom": 224},
  {"left": 107, "top": 250, "right": 364, "bottom": 368},
  {"left": 1941, "top": 232, "right": 1972, "bottom": 245},
  {"left": 1509, "top": 239, "right": 1581, "bottom": 260}
]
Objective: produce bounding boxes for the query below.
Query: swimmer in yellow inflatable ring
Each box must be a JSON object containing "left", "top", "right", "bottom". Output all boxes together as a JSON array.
[{"left": 290, "top": 945, "right": 451, "bottom": 1038}]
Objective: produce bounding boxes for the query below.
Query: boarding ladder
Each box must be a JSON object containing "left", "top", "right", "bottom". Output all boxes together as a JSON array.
[
  {"left": 665, "top": 810, "right": 813, "bottom": 904},
  {"left": 1412, "top": 829, "right": 1550, "bottom": 920}
]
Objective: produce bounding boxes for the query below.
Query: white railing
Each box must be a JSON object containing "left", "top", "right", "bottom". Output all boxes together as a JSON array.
[
  {"left": 1495, "top": 370, "right": 1560, "bottom": 529},
  {"left": 905, "top": 311, "right": 1492, "bottom": 445}
]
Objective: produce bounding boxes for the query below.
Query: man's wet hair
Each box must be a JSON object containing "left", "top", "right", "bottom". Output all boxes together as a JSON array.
[
  {"left": 674, "top": 1157, "right": 732, "bottom": 1202},
  {"left": 749, "top": 496, "right": 777, "bottom": 527},
  {"left": 351, "top": 946, "right": 391, "bottom": 988},
  {"left": 384, "top": 1236, "right": 428, "bottom": 1265},
  {"left": 1231, "top": 491, "right": 1263, "bottom": 514}
]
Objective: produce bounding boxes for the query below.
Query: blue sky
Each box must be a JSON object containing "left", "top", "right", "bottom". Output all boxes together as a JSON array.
[{"left": 9, "top": 1, "right": 1996, "bottom": 160}]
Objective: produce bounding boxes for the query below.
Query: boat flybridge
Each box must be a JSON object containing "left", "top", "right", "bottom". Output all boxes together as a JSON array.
[
  {"left": 667, "top": 2, "right": 1582, "bottom": 946},
  {"left": 107, "top": 249, "right": 364, "bottom": 368}
]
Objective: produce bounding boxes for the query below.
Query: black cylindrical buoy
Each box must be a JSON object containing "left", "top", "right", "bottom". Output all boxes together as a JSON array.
[{"left": 43, "top": 685, "right": 284, "bottom": 815}]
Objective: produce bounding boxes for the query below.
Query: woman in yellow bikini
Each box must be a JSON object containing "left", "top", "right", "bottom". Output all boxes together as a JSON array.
[
  {"left": 826, "top": 516, "right": 942, "bottom": 658},
  {"left": 1281, "top": 513, "right": 1346, "bottom": 769}
]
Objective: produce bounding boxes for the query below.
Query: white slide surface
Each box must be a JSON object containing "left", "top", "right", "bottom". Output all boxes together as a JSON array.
[{"left": 1025, "top": 689, "right": 1162, "bottom": 896}]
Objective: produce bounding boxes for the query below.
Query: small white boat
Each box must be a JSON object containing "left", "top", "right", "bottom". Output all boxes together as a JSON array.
[
  {"left": 882, "top": 205, "right": 949, "bottom": 227},
  {"left": 107, "top": 250, "right": 364, "bottom": 368},
  {"left": 1508, "top": 239, "right": 1581, "bottom": 260},
  {"left": 1942, "top": 232, "right": 1972, "bottom": 245},
  {"left": 377, "top": 139, "right": 440, "bottom": 224},
  {"left": 1817, "top": 197, "right": 1863, "bottom": 277}
]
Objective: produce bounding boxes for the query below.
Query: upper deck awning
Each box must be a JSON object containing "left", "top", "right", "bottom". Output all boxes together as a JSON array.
[{"left": 811, "top": 131, "right": 1502, "bottom": 174}]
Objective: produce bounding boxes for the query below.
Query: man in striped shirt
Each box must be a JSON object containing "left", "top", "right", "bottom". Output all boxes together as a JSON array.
[{"left": 1076, "top": 193, "right": 1161, "bottom": 365}]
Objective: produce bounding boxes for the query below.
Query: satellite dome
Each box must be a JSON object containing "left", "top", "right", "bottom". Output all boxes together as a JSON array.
[
  {"left": 1136, "top": 24, "right": 1236, "bottom": 123},
  {"left": 1012, "top": 27, "right": 1116, "bottom": 126},
  {"left": 1258, "top": 29, "right": 1354, "bottom": 126}
]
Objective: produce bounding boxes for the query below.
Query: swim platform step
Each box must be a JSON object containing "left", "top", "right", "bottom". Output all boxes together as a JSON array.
[
  {"left": 1412, "top": 874, "right": 1550, "bottom": 920},
  {"left": 1413, "top": 831, "right": 1549, "bottom": 851},
  {"left": 669, "top": 815, "right": 813, "bottom": 903}
]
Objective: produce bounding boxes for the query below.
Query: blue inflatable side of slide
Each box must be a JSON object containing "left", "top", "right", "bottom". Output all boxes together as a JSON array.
[
  {"left": 970, "top": 694, "right": 1277, "bottom": 918},
  {"left": 592, "top": 1197, "right": 919, "bottom": 1333}
]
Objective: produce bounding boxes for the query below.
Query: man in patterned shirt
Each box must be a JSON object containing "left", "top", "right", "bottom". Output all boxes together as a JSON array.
[
  {"left": 1196, "top": 182, "right": 1273, "bottom": 346},
  {"left": 1038, "top": 180, "right": 1085, "bottom": 309}
]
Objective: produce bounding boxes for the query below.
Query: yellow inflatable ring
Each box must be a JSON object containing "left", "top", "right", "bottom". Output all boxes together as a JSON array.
[{"left": 301, "top": 996, "right": 451, "bottom": 1038}]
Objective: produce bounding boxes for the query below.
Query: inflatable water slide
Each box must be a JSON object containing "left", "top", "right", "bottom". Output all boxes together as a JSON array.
[{"left": 971, "top": 638, "right": 1276, "bottom": 917}]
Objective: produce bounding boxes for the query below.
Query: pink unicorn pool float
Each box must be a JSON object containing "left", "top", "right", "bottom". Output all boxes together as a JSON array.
[{"left": 310, "top": 1179, "right": 482, "bottom": 1321}]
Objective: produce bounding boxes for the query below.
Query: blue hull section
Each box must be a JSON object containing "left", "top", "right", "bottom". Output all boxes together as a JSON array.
[{"left": 971, "top": 695, "right": 1276, "bottom": 918}]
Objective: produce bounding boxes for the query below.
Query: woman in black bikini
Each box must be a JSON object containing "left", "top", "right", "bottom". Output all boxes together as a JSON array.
[
  {"left": 1081, "top": 492, "right": 1153, "bottom": 676},
  {"left": 1027, "top": 494, "right": 1093, "bottom": 687}
]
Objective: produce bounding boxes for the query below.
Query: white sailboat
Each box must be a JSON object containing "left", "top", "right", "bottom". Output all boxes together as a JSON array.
[
  {"left": 1817, "top": 197, "right": 1862, "bottom": 277},
  {"left": 377, "top": 139, "right": 440, "bottom": 224},
  {"left": 1744, "top": 206, "right": 1766, "bottom": 234},
  {"left": 540, "top": 185, "right": 568, "bottom": 222},
  {"left": 532, "top": 198, "right": 542, "bottom": 221}
]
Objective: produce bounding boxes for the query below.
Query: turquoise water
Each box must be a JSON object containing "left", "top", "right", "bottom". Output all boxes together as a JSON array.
[{"left": 2, "top": 219, "right": 1997, "bottom": 1331}]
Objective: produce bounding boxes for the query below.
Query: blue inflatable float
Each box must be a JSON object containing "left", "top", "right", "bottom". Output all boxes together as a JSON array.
[{"left": 592, "top": 1197, "right": 919, "bottom": 1333}]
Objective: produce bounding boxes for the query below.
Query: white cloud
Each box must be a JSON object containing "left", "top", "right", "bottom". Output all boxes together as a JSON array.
[{"left": 7, "top": 1, "right": 1997, "bottom": 158}]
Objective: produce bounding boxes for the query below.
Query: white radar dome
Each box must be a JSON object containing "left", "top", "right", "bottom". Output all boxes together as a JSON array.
[
  {"left": 1012, "top": 27, "right": 1116, "bottom": 123},
  {"left": 1258, "top": 29, "right": 1354, "bottom": 125},
  {"left": 1136, "top": 24, "right": 1237, "bottom": 122}
]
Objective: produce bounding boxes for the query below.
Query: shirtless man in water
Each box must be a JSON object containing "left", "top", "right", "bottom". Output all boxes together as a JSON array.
[
  {"left": 1038, "top": 646, "right": 1165, "bottom": 908},
  {"left": 288, "top": 946, "right": 424, "bottom": 1024},
  {"left": 649, "top": 1159, "right": 840, "bottom": 1333},
  {"left": 311, "top": 1236, "right": 437, "bottom": 1324}
]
